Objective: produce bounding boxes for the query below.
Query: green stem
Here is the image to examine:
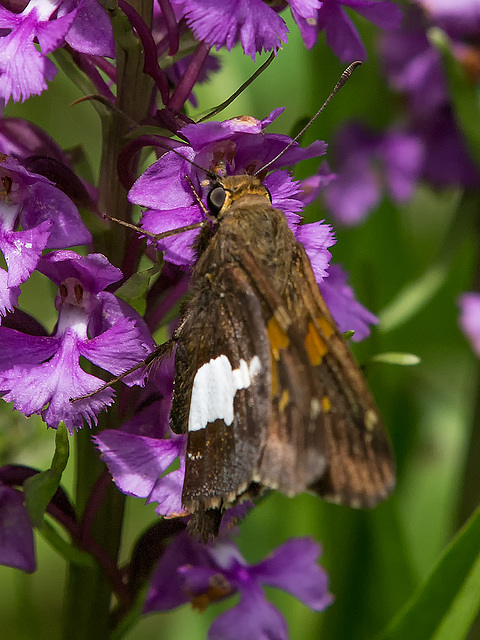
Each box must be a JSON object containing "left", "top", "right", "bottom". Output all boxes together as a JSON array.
[
  {"left": 62, "top": 427, "right": 127, "bottom": 640},
  {"left": 62, "top": 2, "right": 154, "bottom": 638}
]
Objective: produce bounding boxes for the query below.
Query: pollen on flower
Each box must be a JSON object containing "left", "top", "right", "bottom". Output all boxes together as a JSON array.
[{"left": 190, "top": 573, "right": 233, "bottom": 612}]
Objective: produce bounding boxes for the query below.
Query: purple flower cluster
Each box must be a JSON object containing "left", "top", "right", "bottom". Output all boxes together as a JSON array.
[
  {"left": 321, "top": 123, "right": 424, "bottom": 226},
  {"left": 0, "top": 101, "right": 377, "bottom": 634},
  {"left": 0, "top": 0, "right": 113, "bottom": 103},
  {"left": 0, "top": 0, "right": 401, "bottom": 105},
  {"left": 171, "top": 0, "right": 401, "bottom": 61},
  {"left": 0, "top": 251, "right": 154, "bottom": 432},
  {"left": 320, "top": 0, "right": 480, "bottom": 226}
]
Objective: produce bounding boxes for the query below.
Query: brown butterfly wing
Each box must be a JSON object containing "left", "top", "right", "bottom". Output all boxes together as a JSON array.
[
  {"left": 285, "top": 243, "right": 395, "bottom": 507},
  {"left": 171, "top": 263, "right": 272, "bottom": 513}
]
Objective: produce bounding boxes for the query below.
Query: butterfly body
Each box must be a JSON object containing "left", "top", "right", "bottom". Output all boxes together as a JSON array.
[{"left": 170, "top": 175, "right": 394, "bottom": 538}]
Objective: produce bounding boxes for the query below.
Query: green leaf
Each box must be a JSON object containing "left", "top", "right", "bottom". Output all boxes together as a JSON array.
[
  {"left": 375, "top": 502, "right": 480, "bottom": 640},
  {"left": 24, "top": 424, "right": 70, "bottom": 527},
  {"left": 370, "top": 352, "right": 421, "bottom": 366},
  {"left": 429, "top": 27, "right": 480, "bottom": 168},
  {"left": 433, "top": 554, "right": 480, "bottom": 640},
  {"left": 115, "top": 262, "right": 162, "bottom": 314},
  {"left": 378, "top": 264, "right": 447, "bottom": 333}
]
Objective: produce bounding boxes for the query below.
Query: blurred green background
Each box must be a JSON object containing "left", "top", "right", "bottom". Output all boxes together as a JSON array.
[{"left": 2, "top": 13, "right": 480, "bottom": 640}]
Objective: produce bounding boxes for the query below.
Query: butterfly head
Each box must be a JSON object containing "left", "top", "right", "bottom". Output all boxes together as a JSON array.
[{"left": 205, "top": 175, "right": 272, "bottom": 221}]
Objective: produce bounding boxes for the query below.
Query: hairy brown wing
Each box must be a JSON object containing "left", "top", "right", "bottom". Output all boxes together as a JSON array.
[
  {"left": 226, "top": 239, "right": 395, "bottom": 506},
  {"left": 171, "top": 264, "right": 271, "bottom": 513},
  {"left": 288, "top": 243, "right": 395, "bottom": 507}
]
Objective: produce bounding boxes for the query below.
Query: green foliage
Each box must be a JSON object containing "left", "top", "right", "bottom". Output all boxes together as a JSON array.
[
  {"left": 377, "top": 503, "right": 480, "bottom": 640},
  {"left": 24, "top": 425, "right": 69, "bottom": 528}
]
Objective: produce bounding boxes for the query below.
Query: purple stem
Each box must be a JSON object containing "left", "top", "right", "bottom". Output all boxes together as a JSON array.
[
  {"left": 157, "top": 0, "right": 180, "bottom": 55},
  {"left": 84, "top": 54, "right": 117, "bottom": 83},
  {"left": 80, "top": 470, "right": 111, "bottom": 545},
  {"left": 121, "top": 230, "right": 145, "bottom": 280},
  {"left": 68, "top": 48, "right": 116, "bottom": 101},
  {"left": 167, "top": 41, "right": 210, "bottom": 112},
  {"left": 117, "top": 134, "right": 187, "bottom": 189},
  {"left": 118, "top": 0, "right": 170, "bottom": 105}
]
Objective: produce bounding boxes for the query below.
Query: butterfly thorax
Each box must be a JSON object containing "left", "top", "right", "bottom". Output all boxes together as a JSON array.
[{"left": 194, "top": 174, "right": 296, "bottom": 296}]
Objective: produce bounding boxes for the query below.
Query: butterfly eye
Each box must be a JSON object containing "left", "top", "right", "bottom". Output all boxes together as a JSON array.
[{"left": 207, "top": 185, "right": 227, "bottom": 216}]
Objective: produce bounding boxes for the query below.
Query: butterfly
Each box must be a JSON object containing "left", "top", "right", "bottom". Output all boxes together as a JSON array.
[{"left": 168, "top": 172, "right": 395, "bottom": 539}]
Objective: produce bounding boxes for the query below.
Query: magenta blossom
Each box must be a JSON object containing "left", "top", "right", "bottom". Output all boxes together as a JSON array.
[
  {"left": 0, "top": 482, "right": 35, "bottom": 573},
  {"left": 145, "top": 530, "right": 333, "bottom": 640},
  {"left": 128, "top": 110, "right": 328, "bottom": 267},
  {"left": 0, "top": 0, "right": 113, "bottom": 103},
  {"left": 294, "top": 0, "right": 402, "bottom": 61},
  {"left": 0, "top": 251, "right": 154, "bottom": 432},
  {"left": 0, "top": 155, "right": 91, "bottom": 316},
  {"left": 321, "top": 122, "right": 424, "bottom": 225}
]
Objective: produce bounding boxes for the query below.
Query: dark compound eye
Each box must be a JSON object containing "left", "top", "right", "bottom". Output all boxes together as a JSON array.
[{"left": 207, "top": 185, "right": 227, "bottom": 216}]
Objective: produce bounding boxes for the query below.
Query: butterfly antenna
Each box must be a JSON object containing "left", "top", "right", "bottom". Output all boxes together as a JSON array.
[
  {"left": 255, "top": 60, "right": 362, "bottom": 176},
  {"left": 104, "top": 213, "right": 208, "bottom": 240},
  {"left": 70, "top": 340, "right": 175, "bottom": 402}
]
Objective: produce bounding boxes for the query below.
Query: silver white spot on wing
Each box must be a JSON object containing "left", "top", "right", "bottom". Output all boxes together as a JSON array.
[{"left": 188, "top": 354, "right": 262, "bottom": 432}]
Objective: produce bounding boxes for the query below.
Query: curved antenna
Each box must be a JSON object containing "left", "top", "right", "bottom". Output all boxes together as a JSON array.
[{"left": 255, "top": 60, "right": 362, "bottom": 176}]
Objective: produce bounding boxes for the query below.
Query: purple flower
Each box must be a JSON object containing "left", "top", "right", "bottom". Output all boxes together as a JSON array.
[
  {"left": 320, "top": 264, "right": 378, "bottom": 341},
  {"left": 0, "top": 155, "right": 91, "bottom": 315},
  {"left": 415, "top": 106, "right": 480, "bottom": 189},
  {"left": 94, "top": 355, "right": 188, "bottom": 517},
  {"left": 129, "top": 110, "right": 328, "bottom": 268},
  {"left": 0, "top": 482, "right": 35, "bottom": 572},
  {"left": 0, "top": 251, "right": 154, "bottom": 432},
  {"left": 295, "top": 220, "right": 336, "bottom": 283},
  {"left": 418, "top": 0, "right": 480, "bottom": 38},
  {"left": 145, "top": 531, "right": 333, "bottom": 640},
  {"left": 293, "top": 0, "right": 402, "bottom": 61},
  {"left": 0, "top": 117, "right": 70, "bottom": 163},
  {"left": 171, "top": 0, "right": 400, "bottom": 61},
  {"left": 0, "top": 0, "right": 113, "bottom": 104},
  {"left": 321, "top": 123, "right": 424, "bottom": 225},
  {"left": 0, "top": 0, "right": 74, "bottom": 103},
  {"left": 459, "top": 293, "right": 480, "bottom": 357},
  {"left": 170, "top": 0, "right": 297, "bottom": 59},
  {"left": 58, "top": 0, "right": 114, "bottom": 57},
  {"left": 381, "top": 11, "right": 448, "bottom": 117},
  {"left": 380, "top": 7, "right": 480, "bottom": 189},
  {"left": 298, "top": 162, "right": 337, "bottom": 206},
  {"left": 95, "top": 428, "right": 187, "bottom": 518}
]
